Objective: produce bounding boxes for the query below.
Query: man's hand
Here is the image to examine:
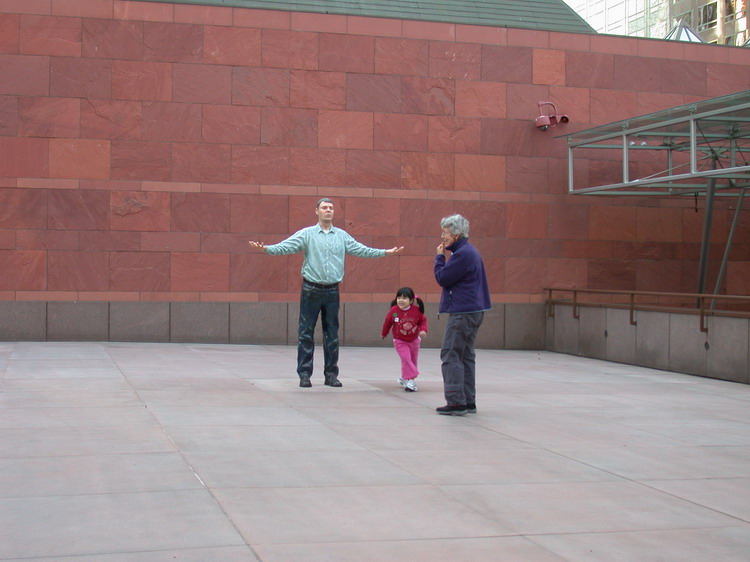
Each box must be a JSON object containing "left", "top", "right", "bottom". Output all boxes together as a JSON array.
[
  {"left": 385, "top": 246, "right": 404, "bottom": 256},
  {"left": 248, "top": 241, "right": 267, "bottom": 251}
]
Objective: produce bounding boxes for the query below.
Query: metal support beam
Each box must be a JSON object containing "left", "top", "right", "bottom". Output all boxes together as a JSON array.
[
  {"left": 712, "top": 186, "right": 747, "bottom": 308},
  {"left": 697, "top": 176, "right": 717, "bottom": 296}
]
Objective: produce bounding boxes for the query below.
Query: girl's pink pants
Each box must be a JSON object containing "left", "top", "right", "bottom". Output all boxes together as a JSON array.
[{"left": 394, "top": 338, "right": 420, "bottom": 380}]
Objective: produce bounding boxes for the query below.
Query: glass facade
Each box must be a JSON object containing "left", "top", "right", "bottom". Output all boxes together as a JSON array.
[{"left": 564, "top": 0, "right": 749, "bottom": 43}]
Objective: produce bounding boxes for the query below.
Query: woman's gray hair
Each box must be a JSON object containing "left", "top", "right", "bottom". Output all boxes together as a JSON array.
[{"left": 440, "top": 214, "right": 470, "bottom": 238}]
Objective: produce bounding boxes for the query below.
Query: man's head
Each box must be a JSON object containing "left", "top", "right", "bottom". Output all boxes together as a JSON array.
[
  {"left": 440, "top": 214, "right": 469, "bottom": 245},
  {"left": 316, "top": 198, "right": 335, "bottom": 225}
]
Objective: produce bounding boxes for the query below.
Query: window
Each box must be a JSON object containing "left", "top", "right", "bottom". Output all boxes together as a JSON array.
[
  {"left": 698, "top": 2, "right": 718, "bottom": 30},
  {"left": 674, "top": 10, "right": 692, "bottom": 26},
  {"left": 725, "top": 0, "right": 736, "bottom": 21}
]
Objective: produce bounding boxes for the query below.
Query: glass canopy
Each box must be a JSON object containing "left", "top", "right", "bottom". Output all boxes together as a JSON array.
[
  {"left": 664, "top": 20, "right": 704, "bottom": 43},
  {"left": 562, "top": 90, "right": 750, "bottom": 196}
]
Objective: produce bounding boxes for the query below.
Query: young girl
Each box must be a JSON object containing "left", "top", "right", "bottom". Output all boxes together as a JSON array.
[{"left": 381, "top": 287, "right": 428, "bottom": 392}]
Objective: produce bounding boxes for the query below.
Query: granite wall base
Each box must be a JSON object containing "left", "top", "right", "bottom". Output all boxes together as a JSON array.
[
  {"left": 546, "top": 304, "right": 749, "bottom": 384},
  {"left": 0, "top": 301, "right": 545, "bottom": 351}
]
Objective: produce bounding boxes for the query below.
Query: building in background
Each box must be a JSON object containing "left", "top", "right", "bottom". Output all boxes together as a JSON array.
[{"left": 565, "top": 0, "right": 749, "bottom": 44}]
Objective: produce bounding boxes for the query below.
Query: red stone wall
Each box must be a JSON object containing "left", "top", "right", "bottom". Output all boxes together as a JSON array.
[{"left": 1, "top": 0, "right": 750, "bottom": 307}]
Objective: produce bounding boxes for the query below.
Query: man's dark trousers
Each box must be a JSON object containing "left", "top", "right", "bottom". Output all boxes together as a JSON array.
[{"left": 297, "top": 280, "right": 340, "bottom": 382}]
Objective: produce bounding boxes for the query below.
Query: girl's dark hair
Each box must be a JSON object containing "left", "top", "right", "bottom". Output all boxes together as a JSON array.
[{"left": 390, "top": 286, "right": 425, "bottom": 313}]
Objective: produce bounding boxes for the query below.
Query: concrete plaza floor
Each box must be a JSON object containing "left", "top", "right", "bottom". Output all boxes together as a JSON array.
[{"left": 1, "top": 341, "right": 750, "bottom": 561}]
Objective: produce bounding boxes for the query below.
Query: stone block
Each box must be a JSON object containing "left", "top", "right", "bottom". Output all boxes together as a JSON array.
[
  {"left": 48, "top": 189, "right": 109, "bottom": 230},
  {"left": 668, "top": 313, "right": 708, "bottom": 376},
  {"left": 111, "top": 60, "right": 172, "bottom": 102},
  {"left": 80, "top": 99, "right": 142, "bottom": 140},
  {"left": 142, "top": 21, "right": 202, "bottom": 63},
  {"left": 170, "top": 252, "right": 229, "bottom": 292},
  {"left": 142, "top": 101, "right": 201, "bottom": 142},
  {"left": 261, "top": 29, "right": 318, "bottom": 71},
  {"left": 110, "top": 252, "right": 170, "bottom": 292},
  {"left": 706, "top": 316, "right": 749, "bottom": 384},
  {"left": 347, "top": 74, "right": 401, "bottom": 113},
  {"left": 0, "top": 137, "right": 49, "bottom": 177},
  {"left": 429, "top": 42, "right": 481, "bottom": 80},
  {"left": 0, "top": 301, "right": 46, "bottom": 341},
  {"left": 505, "top": 303, "right": 545, "bottom": 349},
  {"left": 578, "top": 306, "right": 607, "bottom": 359},
  {"left": 345, "top": 149, "right": 401, "bottom": 188},
  {"left": 374, "top": 113, "right": 428, "bottom": 151},
  {"left": 289, "top": 147, "right": 346, "bottom": 187},
  {"left": 455, "top": 80, "right": 505, "bottom": 118},
  {"left": 475, "top": 306, "right": 504, "bottom": 349},
  {"left": 545, "top": 310, "right": 554, "bottom": 351},
  {"left": 401, "top": 152, "right": 453, "bottom": 190},
  {"left": 482, "top": 45, "right": 533, "bottom": 83},
  {"left": 552, "top": 303, "right": 579, "bottom": 355},
  {"left": 203, "top": 26, "right": 261, "bottom": 66},
  {"left": 82, "top": 19, "right": 143, "bottom": 61},
  {"left": 202, "top": 105, "right": 260, "bottom": 145},
  {"left": 18, "top": 96, "right": 79, "bottom": 138},
  {"left": 231, "top": 146, "right": 289, "bottom": 185},
  {"left": 230, "top": 302, "right": 288, "bottom": 345},
  {"left": 173, "top": 63, "right": 231, "bottom": 104},
  {"left": 605, "top": 308, "right": 636, "bottom": 365},
  {"left": 635, "top": 310, "right": 670, "bottom": 371},
  {"left": 170, "top": 302, "right": 228, "bottom": 343},
  {"left": 429, "top": 116, "right": 480, "bottom": 154},
  {"left": 319, "top": 33, "right": 374, "bottom": 73},
  {"left": 402, "top": 76, "right": 455, "bottom": 115},
  {"left": 0, "top": 54, "right": 49, "bottom": 96},
  {"left": 342, "top": 302, "right": 391, "bottom": 347},
  {"left": 260, "top": 107, "right": 317, "bottom": 148},
  {"left": 110, "top": 141, "right": 172, "bottom": 182},
  {"left": 47, "top": 251, "right": 109, "bottom": 291},
  {"left": 375, "top": 37, "right": 428, "bottom": 76},
  {"left": 110, "top": 302, "right": 169, "bottom": 342},
  {"left": 532, "top": 48, "right": 565, "bottom": 86},
  {"left": 290, "top": 70, "right": 346, "bottom": 111},
  {"left": 20, "top": 14, "right": 81, "bottom": 57},
  {"left": 50, "top": 57, "right": 111, "bottom": 98},
  {"left": 232, "top": 67, "right": 290, "bottom": 107},
  {"left": 0, "top": 250, "right": 46, "bottom": 291},
  {"left": 48, "top": 301, "right": 109, "bottom": 341},
  {"left": 455, "top": 154, "right": 505, "bottom": 191}
]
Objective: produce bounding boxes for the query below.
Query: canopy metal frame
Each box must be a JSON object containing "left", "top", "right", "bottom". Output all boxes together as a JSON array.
[{"left": 562, "top": 90, "right": 750, "bottom": 297}]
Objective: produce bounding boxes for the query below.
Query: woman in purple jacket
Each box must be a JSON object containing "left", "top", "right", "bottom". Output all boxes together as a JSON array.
[{"left": 434, "top": 214, "right": 491, "bottom": 416}]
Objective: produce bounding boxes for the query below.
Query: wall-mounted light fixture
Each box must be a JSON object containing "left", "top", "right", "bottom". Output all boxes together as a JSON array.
[{"left": 535, "top": 101, "right": 569, "bottom": 131}]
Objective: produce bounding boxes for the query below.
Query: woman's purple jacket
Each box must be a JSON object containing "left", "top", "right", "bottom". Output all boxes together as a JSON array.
[{"left": 434, "top": 237, "right": 491, "bottom": 314}]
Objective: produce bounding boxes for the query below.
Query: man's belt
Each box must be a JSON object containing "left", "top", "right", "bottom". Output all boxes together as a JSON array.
[{"left": 303, "top": 279, "right": 339, "bottom": 289}]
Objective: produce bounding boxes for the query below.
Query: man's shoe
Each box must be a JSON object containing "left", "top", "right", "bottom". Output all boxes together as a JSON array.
[
  {"left": 325, "top": 378, "right": 343, "bottom": 387},
  {"left": 404, "top": 379, "right": 417, "bottom": 392},
  {"left": 436, "top": 404, "right": 467, "bottom": 416},
  {"left": 466, "top": 403, "right": 477, "bottom": 413},
  {"left": 299, "top": 377, "right": 312, "bottom": 388}
]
